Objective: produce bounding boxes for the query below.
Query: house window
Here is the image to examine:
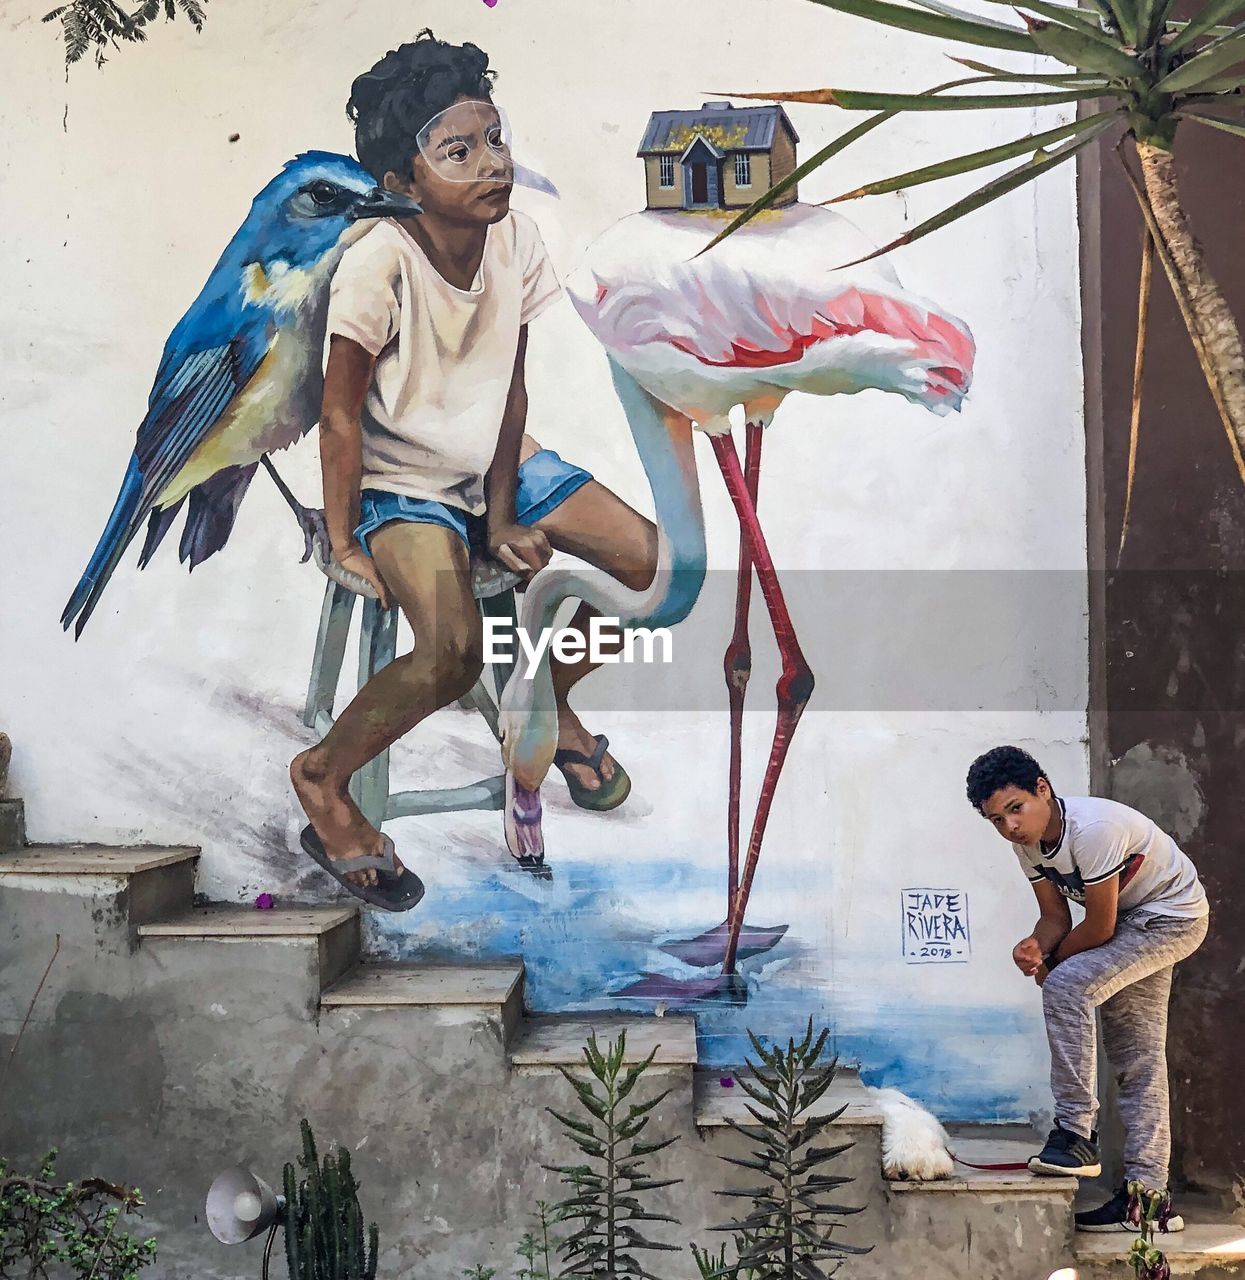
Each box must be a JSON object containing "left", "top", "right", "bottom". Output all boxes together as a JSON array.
[
  {"left": 734, "top": 153, "right": 752, "bottom": 187},
  {"left": 659, "top": 154, "right": 675, "bottom": 188}
]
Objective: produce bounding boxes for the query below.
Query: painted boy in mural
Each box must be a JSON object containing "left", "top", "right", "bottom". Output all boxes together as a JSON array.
[
  {"left": 966, "top": 745, "right": 1209, "bottom": 1232},
  {"left": 291, "top": 32, "right": 657, "bottom": 908}
]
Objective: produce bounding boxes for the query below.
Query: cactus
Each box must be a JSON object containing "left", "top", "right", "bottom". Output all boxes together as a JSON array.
[{"left": 281, "top": 1118, "right": 379, "bottom": 1280}]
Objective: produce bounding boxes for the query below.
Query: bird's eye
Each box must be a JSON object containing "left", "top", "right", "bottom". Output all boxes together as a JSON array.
[
  {"left": 308, "top": 181, "right": 338, "bottom": 206},
  {"left": 446, "top": 143, "right": 471, "bottom": 165},
  {"left": 486, "top": 126, "right": 508, "bottom": 151}
]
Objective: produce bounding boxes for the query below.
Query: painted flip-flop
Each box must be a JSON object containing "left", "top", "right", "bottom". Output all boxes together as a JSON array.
[
  {"left": 553, "top": 734, "right": 631, "bottom": 812},
  {"left": 299, "top": 825, "right": 424, "bottom": 912}
]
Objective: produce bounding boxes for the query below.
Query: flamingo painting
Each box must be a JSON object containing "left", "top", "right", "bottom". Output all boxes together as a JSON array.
[{"left": 499, "top": 200, "right": 976, "bottom": 1003}]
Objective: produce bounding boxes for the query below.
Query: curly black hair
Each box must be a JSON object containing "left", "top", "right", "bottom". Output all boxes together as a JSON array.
[
  {"left": 965, "top": 745, "right": 1050, "bottom": 813},
  {"left": 347, "top": 30, "right": 496, "bottom": 183}
]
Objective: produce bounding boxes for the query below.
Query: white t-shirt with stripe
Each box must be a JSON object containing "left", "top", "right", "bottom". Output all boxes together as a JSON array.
[{"left": 1013, "top": 796, "right": 1208, "bottom": 919}]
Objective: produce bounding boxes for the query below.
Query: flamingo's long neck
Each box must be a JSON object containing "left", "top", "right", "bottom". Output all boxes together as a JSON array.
[{"left": 499, "top": 359, "right": 707, "bottom": 790}]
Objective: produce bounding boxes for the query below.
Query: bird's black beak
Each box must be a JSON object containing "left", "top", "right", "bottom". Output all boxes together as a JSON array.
[{"left": 349, "top": 187, "right": 423, "bottom": 220}]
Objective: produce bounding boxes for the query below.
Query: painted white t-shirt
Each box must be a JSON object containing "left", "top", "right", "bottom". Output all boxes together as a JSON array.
[
  {"left": 325, "top": 211, "right": 562, "bottom": 515},
  {"left": 1013, "top": 795, "right": 1208, "bottom": 920}
]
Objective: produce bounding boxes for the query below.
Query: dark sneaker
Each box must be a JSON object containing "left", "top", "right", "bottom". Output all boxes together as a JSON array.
[
  {"left": 1028, "top": 1122, "right": 1102, "bottom": 1177},
  {"left": 1076, "top": 1183, "right": 1186, "bottom": 1233}
]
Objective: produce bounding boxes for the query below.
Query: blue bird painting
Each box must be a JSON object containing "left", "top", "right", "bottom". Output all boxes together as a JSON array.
[{"left": 61, "top": 151, "right": 421, "bottom": 638}]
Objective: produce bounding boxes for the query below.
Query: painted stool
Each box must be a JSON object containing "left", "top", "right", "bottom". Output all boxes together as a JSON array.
[{"left": 302, "top": 562, "right": 520, "bottom": 829}]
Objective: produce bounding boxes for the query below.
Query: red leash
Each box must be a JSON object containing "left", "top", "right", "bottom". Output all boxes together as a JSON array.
[{"left": 948, "top": 1150, "right": 1032, "bottom": 1173}]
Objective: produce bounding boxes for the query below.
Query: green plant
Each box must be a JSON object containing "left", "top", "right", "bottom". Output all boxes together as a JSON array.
[
  {"left": 281, "top": 1118, "right": 379, "bottom": 1280},
  {"left": 711, "top": 0, "right": 1245, "bottom": 551},
  {"left": 43, "top": 0, "right": 207, "bottom": 69},
  {"left": 1126, "top": 1181, "right": 1174, "bottom": 1280},
  {"left": 546, "top": 1031, "right": 683, "bottom": 1279},
  {"left": 516, "top": 1201, "right": 567, "bottom": 1280},
  {"left": 707, "top": 1021, "right": 868, "bottom": 1280},
  {"left": 0, "top": 1150, "right": 157, "bottom": 1280},
  {"left": 462, "top": 1267, "right": 497, "bottom": 1280}
]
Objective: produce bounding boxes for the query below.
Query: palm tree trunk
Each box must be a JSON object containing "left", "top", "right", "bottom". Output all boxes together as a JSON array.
[{"left": 1134, "top": 140, "right": 1245, "bottom": 469}]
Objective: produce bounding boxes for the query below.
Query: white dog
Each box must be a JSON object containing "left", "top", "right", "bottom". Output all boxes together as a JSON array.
[{"left": 866, "top": 1086, "right": 955, "bottom": 1181}]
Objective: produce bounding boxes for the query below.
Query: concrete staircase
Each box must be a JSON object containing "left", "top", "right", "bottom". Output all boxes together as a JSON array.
[{"left": 2, "top": 836, "right": 1241, "bottom": 1280}]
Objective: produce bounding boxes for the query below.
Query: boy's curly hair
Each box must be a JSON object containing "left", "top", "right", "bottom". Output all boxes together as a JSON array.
[
  {"left": 965, "top": 745, "right": 1050, "bottom": 813},
  {"left": 347, "top": 30, "right": 496, "bottom": 182}
]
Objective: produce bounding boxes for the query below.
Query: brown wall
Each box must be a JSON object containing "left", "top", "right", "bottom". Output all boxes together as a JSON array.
[
  {"left": 1081, "top": 122, "right": 1245, "bottom": 1206},
  {"left": 770, "top": 128, "right": 799, "bottom": 205},
  {"left": 722, "top": 152, "right": 771, "bottom": 207},
  {"left": 644, "top": 155, "right": 683, "bottom": 209}
]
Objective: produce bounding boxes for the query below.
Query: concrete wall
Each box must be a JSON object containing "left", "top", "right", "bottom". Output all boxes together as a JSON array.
[
  {"left": 1081, "top": 122, "right": 1245, "bottom": 1206},
  {"left": 0, "top": 0, "right": 1087, "bottom": 1121}
]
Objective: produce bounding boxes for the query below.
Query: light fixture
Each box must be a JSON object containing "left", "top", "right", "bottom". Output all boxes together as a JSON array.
[{"left": 207, "top": 1165, "right": 288, "bottom": 1276}]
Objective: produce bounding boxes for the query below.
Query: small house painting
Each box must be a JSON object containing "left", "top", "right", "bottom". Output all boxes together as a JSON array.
[{"left": 637, "top": 100, "right": 800, "bottom": 212}]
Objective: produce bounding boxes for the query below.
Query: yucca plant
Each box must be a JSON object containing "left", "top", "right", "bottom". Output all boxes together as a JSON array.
[
  {"left": 545, "top": 1031, "right": 683, "bottom": 1280},
  {"left": 707, "top": 1021, "right": 868, "bottom": 1280},
  {"left": 712, "top": 0, "right": 1245, "bottom": 551}
]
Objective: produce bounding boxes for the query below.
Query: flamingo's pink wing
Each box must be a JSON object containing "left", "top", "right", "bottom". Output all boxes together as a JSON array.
[{"left": 569, "top": 206, "right": 975, "bottom": 416}]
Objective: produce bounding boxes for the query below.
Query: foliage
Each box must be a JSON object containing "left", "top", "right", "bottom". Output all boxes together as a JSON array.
[
  {"left": 707, "top": 0, "right": 1245, "bottom": 552},
  {"left": 0, "top": 1150, "right": 157, "bottom": 1280},
  {"left": 43, "top": 0, "right": 207, "bottom": 69},
  {"left": 710, "top": 0, "right": 1245, "bottom": 256},
  {"left": 1126, "top": 1181, "right": 1175, "bottom": 1280},
  {"left": 281, "top": 1119, "right": 379, "bottom": 1280},
  {"left": 705, "top": 1021, "right": 867, "bottom": 1280},
  {"left": 545, "top": 1031, "right": 683, "bottom": 1280},
  {"left": 515, "top": 1201, "right": 569, "bottom": 1280}
]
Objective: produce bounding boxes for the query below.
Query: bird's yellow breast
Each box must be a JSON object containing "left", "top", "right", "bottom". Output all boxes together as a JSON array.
[{"left": 156, "top": 334, "right": 312, "bottom": 507}]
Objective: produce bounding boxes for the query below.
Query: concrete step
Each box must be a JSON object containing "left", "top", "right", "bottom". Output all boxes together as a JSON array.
[
  {"left": 0, "top": 844, "right": 199, "bottom": 950},
  {"left": 893, "top": 1134, "right": 1078, "bottom": 1196},
  {"left": 138, "top": 903, "right": 360, "bottom": 993},
  {"left": 1073, "top": 1221, "right": 1245, "bottom": 1279},
  {"left": 693, "top": 1063, "right": 882, "bottom": 1132},
  {"left": 509, "top": 1013, "right": 698, "bottom": 1073},
  {"left": 322, "top": 960, "right": 526, "bottom": 1045}
]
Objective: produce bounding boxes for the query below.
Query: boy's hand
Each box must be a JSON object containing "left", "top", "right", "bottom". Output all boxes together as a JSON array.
[
  {"left": 334, "top": 544, "right": 392, "bottom": 609},
  {"left": 1013, "top": 935, "right": 1044, "bottom": 976},
  {"left": 488, "top": 523, "right": 552, "bottom": 580}
]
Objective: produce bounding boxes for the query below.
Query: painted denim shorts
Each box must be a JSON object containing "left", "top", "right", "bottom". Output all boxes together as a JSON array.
[{"left": 354, "top": 448, "right": 593, "bottom": 556}]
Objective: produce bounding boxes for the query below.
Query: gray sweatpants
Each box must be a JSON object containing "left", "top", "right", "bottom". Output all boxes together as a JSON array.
[{"left": 1041, "top": 908, "right": 1209, "bottom": 1187}]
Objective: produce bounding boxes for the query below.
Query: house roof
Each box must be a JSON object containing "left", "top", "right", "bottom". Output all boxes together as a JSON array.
[{"left": 637, "top": 101, "right": 800, "bottom": 156}]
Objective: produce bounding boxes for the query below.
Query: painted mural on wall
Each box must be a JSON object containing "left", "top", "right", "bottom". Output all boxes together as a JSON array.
[{"left": 30, "top": 12, "right": 1072, "bottom": 1116}]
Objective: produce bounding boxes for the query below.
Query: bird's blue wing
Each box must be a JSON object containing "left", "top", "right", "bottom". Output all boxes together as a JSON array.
[
  {"left": 134, "top": 306, "right": 273, "bottom": 509},
  {"left": 61, "top": 298, "right": 274, "bottom": 636}
]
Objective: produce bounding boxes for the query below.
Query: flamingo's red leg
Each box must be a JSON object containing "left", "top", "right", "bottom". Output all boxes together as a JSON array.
[
  {"left": 709, "top": 434, "right": 814, "bottom": 977},
  {"left": 724, "top": 423, "right": 764, "bottom": 904}
]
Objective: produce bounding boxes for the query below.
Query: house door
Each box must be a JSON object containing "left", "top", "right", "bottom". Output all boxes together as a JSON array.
[{"left": 690, "top": 163, "right": 708, "bottom": 205}]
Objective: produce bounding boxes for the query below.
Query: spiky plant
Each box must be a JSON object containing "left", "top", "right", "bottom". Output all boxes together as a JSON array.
[
  {"left": 44, "top": 0, "right": 207, "bottom": 69},
  {"left": 281, "top": 1118, "right": 379, "bottom": 1280},
  {"left": 709, "top": 1021, "right": 868, "bottom": 1280},
  {"left": 545, "top": 1031, "right": 683, "bottom": 1280},
  {"left": 516, "top": 1201, "right": 568, "bottom": 1280},
  {"left": 712, "top": 0, "right": 1245, "bottom": 550}
]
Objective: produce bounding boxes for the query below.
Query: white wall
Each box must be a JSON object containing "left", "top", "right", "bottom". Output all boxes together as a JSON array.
[{"left": 0, "top": 0, "right": 1088, "bottom": 1118}]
